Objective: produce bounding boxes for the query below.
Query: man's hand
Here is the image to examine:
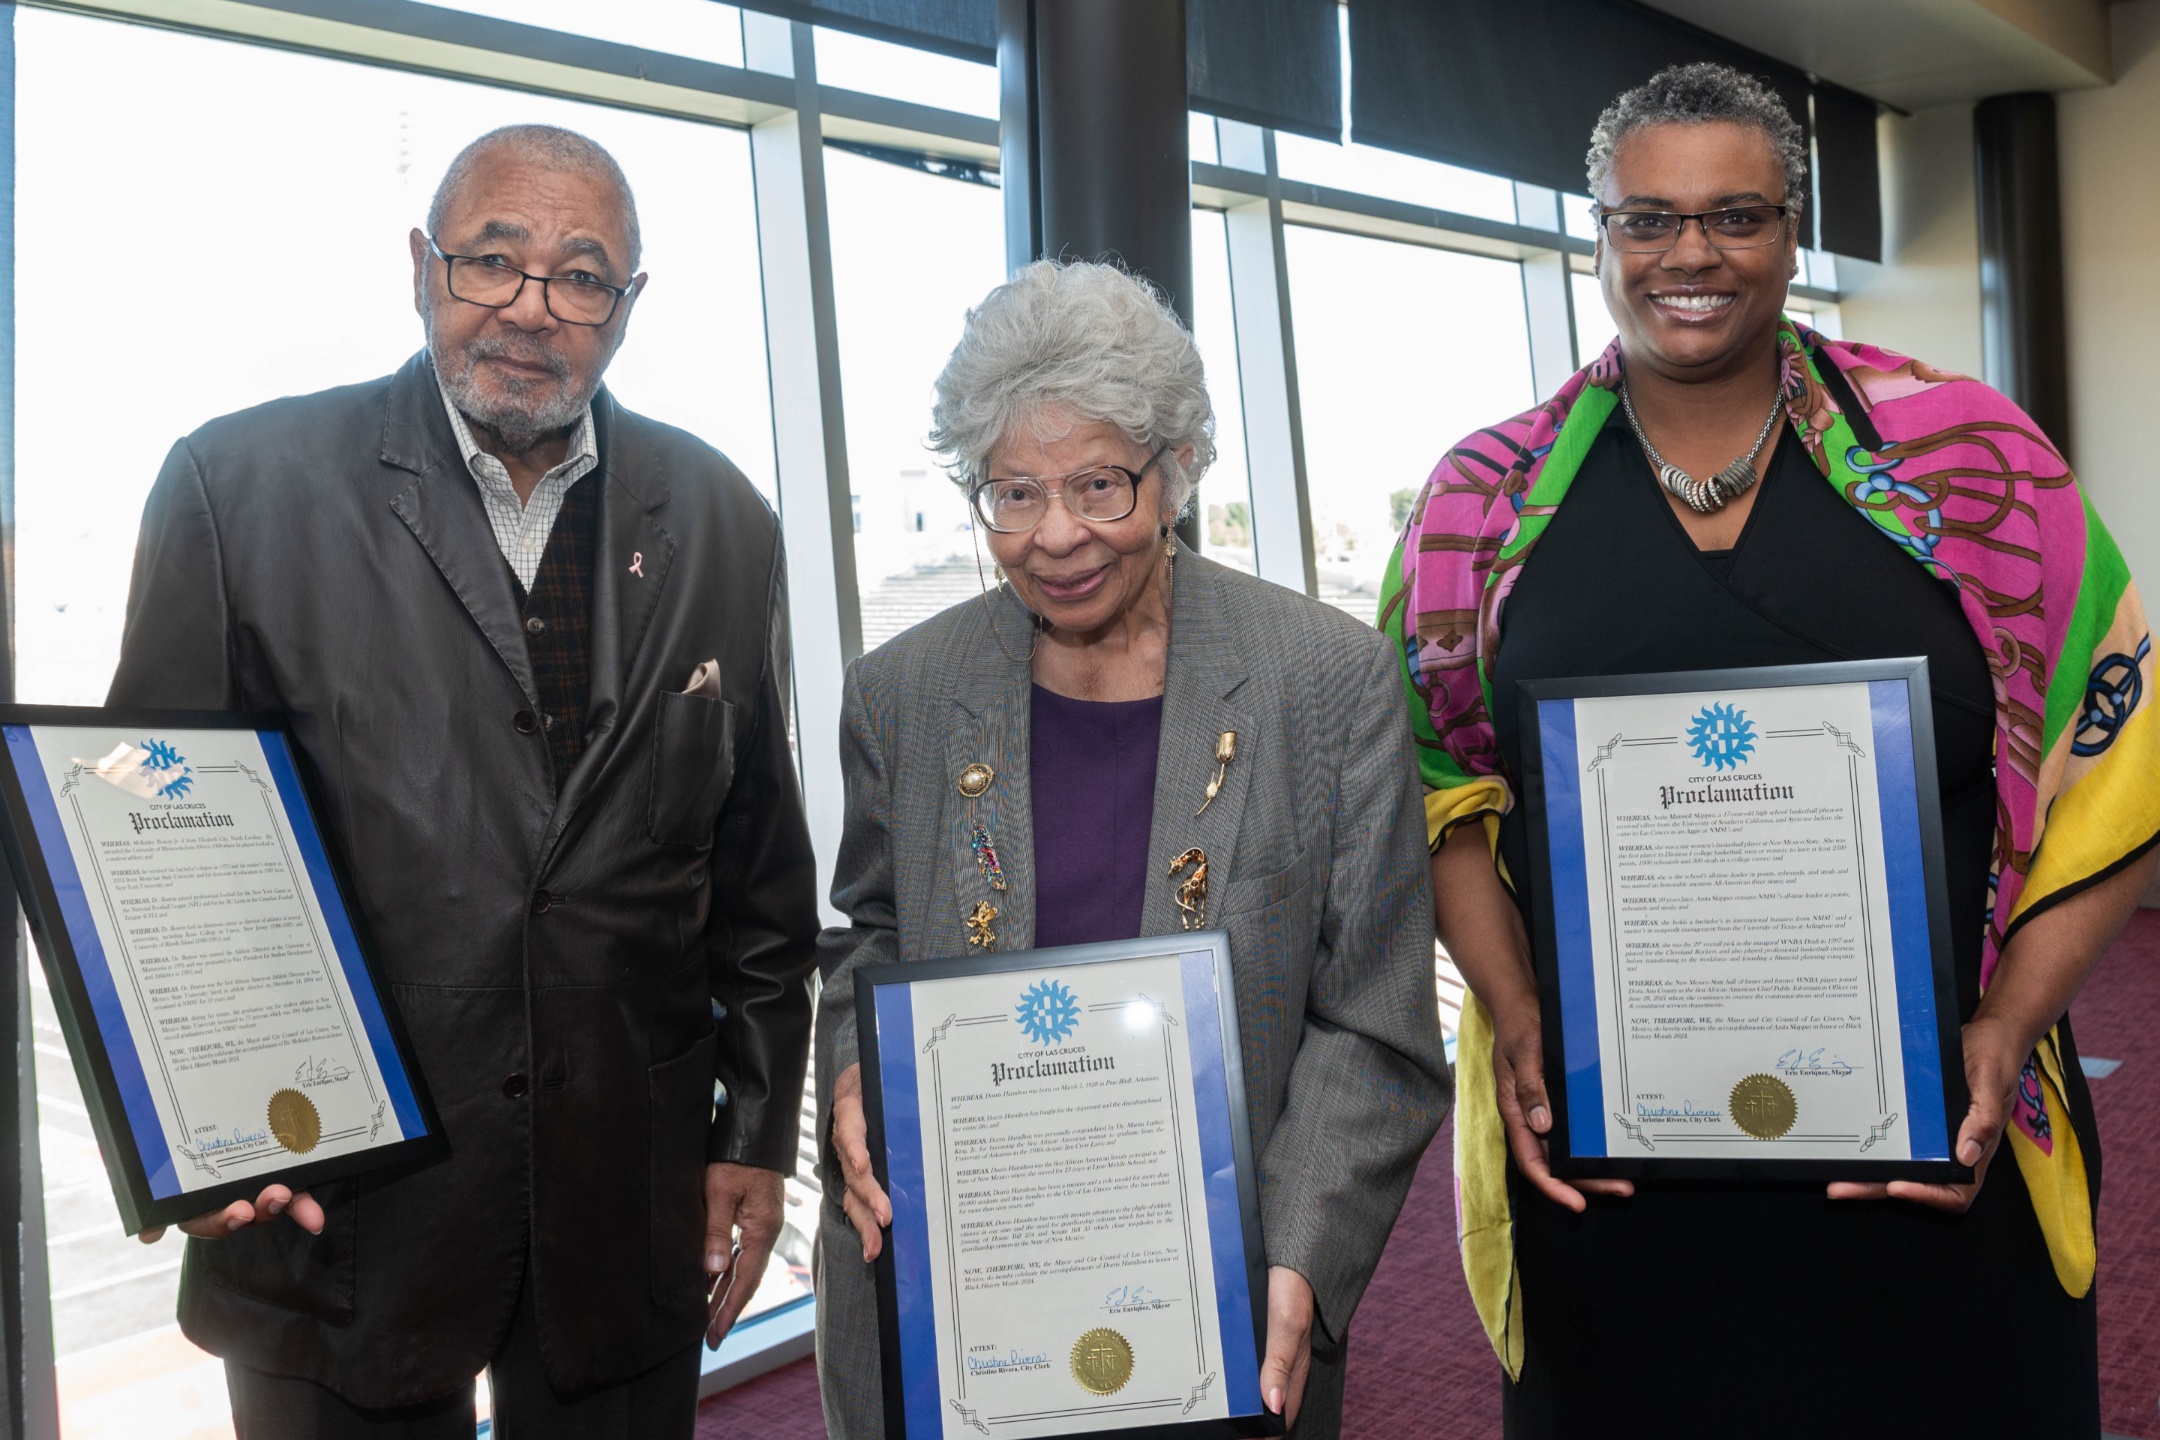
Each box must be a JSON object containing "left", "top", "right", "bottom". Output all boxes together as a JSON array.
[
  {"left": 1827, "top": 1014, "right": 2019, "bottom": 1213},
  {"left": 704, "top": 1162, "right": 785, "bottom": 1348},
  {"left": 1259, "top": 1266, "right": 1314, "bottom": 1427},
  {"left": 830, "top": 1063, "right": 892, "bottom": 1262},
  {"left": 136, "top": 1184, "right": 324, "bottom": 1245}
]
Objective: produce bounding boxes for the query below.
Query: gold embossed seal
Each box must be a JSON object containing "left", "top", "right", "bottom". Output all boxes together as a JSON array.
[
  {"left": 1070, "top": 1327, "right": 1134, "bottom": 1396},
  {"left": 1729, "top": 1074, "right": 1797, "bottom": 1140},
  {"left": 268, "top": 1088, "right": 322, "bottom": 1155}
]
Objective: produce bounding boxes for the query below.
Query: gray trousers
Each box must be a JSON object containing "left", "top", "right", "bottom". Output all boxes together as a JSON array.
[
  {"left": 814, "top": 1204, "right": 1349, "bottom": 1440},
  {"left": 225, "top": 1263, "right": 702, "bottom": 1440}
]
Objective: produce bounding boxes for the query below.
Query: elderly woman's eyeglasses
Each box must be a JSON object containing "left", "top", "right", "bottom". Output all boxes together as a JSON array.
[
  {"left": 969, "top": 447, "right": 1166, "bottom": 534},
  {"left": 1596, "top": 204, "right": 1791, "bottom": 253},
  {"left": 427, "top": 236, "right": 632, "bottom": 326}
]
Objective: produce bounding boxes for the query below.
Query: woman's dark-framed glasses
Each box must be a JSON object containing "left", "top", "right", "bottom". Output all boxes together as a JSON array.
[
  {"left": 970, "top": 447, "right": 1166, "bottom": 534},
  {"left": 427, "top": 236, "right": 631, "bottom": 326},
  {"left": 1597, "top": 204, "right": 1791, "bottom": 253}
]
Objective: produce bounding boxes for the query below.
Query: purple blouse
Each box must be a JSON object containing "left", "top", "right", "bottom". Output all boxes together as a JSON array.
[{"left": 1029, "top": 685, "right": 1163, "bottom": 948}]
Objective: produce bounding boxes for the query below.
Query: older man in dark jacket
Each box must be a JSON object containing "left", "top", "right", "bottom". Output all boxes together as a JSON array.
[{"left": 106, "top": 124, "right": 819, "bottom": 1438}]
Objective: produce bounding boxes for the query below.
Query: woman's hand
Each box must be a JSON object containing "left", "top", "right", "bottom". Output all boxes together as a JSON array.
[
  {"left": 830, "top": 1062, "right": 893, "bottom": 1261},
  {"left": 1432, "top": 823, "right": 1631, "bottom": 1214},
  {"left": 1827, "top": 847, "right": 2160, "bottom": 1213},
  {"left": 1488, "top": 992, "right": 1634, "bottom": 1213},
  {"left": 136, "top": 1184, "right": 324, "bottom": 1245},
  {"left": 1826, "top": 1013, "right": 2023, "bottom": 1212}
]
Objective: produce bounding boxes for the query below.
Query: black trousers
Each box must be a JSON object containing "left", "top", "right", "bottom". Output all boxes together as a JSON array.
[{"left": 225, "top": 1264, "right": 702, "bottom": 1440}]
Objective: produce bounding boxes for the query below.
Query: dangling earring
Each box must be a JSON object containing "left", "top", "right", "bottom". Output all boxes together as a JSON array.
[{"left": 1161, "top": 523, "right": 1176, "bottom": 561}]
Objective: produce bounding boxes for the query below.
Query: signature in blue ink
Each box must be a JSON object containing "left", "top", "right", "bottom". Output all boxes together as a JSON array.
[
  {"left": 194, "top": 1126, "right": 271, "bottom": 1154},
  {"left": 1104, "top": 1282, "right": 1169, "bottom": 1312},
  {"left": 1635, "top": 1101, "right": 1723, "bottom": 1118},
  {"left": 1776, "top": 1047, "right": 1853, "bottom": 1077},
  {"left": 966, "top": 1350, "right": 1050, "bottom": 1375}
]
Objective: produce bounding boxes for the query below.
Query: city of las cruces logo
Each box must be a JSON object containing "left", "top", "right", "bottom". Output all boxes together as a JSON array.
[
  {"left": 989, "top": 978, "right": 1114, "bottom": 1088},
  {"left": 1686, "top": 702, "right": 1756, "bottom": 771},
  {"left": 140, "top": 739, "right": 193, "bottom": 799},
  {"left": 1015, "top": 978, "right": 1081, "bottom": 1045}
]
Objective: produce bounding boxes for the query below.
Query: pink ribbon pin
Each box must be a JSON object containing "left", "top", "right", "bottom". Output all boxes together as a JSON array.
[{"left": 629, "top": 551, "right": 645, "bottom": 578}]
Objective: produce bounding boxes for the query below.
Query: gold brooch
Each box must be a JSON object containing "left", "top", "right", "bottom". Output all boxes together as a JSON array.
[
  {"left": 965, "top": 900, "right": 998, "bottom": 950},
  {"left": 1168, "top": 848, "right": 1209, "bottom": 931},
  {"left": 957, "top": 763, "right": 994, "bottom": 799},
  {"left": 1196, "top": 731, "right": 1237, "bottom": 816}
]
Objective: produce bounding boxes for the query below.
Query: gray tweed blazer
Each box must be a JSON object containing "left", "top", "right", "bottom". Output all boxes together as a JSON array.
[{"left": 810, "top": 551, "right": 1450, "bottom": 1438}]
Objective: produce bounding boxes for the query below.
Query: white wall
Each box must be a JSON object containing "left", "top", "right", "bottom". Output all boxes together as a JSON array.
[
  {"left": 1835, "top": 104, "right": 1984, "bottom": 377},
  {"left": 2059, "top": 0, "right": 2160, "bottom": 597}
]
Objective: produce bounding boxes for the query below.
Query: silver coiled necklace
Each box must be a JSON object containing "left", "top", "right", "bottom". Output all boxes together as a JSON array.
[{"left": 1620, "top": 381, "right": 1785, "bottom": 514}]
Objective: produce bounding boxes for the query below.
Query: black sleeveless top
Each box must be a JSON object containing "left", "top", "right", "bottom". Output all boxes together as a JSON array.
[{"left": 1486, "top": 407, "right": 2099, "bottom": 1437}]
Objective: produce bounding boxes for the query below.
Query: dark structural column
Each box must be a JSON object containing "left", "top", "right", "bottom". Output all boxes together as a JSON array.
[
  {"left": 998, "top": 0, "right": 1197, "bottom": 542},
  {"left": 1973, "top": 93, "right": 2069, "bottom": 452},
  {"left": 999, "top": 0, "right": 1191, "bottom": 315}
]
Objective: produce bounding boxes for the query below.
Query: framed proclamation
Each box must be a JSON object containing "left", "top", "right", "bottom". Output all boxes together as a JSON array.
[
  {"left": 0, "top": 707, "right": 445, "bottom": 1235},
  {"left": 1518, "top": 660, "right": 1971, "bottom": 1184},
  {"left": 854, "top": 932, "right": 1280, "bottom": 1440}
]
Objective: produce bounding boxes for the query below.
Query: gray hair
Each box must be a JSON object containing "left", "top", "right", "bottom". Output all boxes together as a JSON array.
[
  {"left": 1586, "top": 63, "right": 1808, "bottom": 215},
  {"left": 427, "top": 124, "right": 643, "bottom": 272},
  {"left": 930, "top": 260, "right": 1217, "bottom": 518}
]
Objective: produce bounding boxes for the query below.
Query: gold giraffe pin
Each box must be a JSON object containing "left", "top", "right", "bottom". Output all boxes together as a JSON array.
[
  {"left": 1168, "top": 847, "right": 1209, "bottom": 931},
  {"left": 1196, "top": 731, "right": 1237, "bottom": 816}
]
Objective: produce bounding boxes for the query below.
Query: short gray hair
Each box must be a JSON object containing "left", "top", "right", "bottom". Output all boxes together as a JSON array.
[
  {"left": 930, "top": 260, "right": 1217, "bottom": 518},
  {"left": 1586, "top": 63, "right": 1808, "bottom": 216},
  {"left": 427, "top": 124, "right": 643, "bottom": 272}
]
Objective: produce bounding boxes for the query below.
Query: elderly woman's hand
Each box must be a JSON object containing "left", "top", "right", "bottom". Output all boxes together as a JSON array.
[{"left": 830, "top": 1063, "right": 893, "bottom": 1261}]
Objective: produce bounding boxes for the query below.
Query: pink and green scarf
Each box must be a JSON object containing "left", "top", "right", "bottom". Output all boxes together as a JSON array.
[{"left": 1380, "top": 318, "right": 2159, "bottom": 1376}]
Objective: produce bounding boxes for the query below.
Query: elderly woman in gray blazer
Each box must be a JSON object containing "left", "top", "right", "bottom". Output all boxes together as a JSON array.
[{"left": 813, "top": 260, "right": 1450, "bottom": 1438}]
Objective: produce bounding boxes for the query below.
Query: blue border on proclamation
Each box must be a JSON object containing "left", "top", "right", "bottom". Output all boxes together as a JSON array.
[
  {"left": 1180, "top": 947, "right": 1262, "bottom": 1415},
  {"left": 5, "top": 726, "right": 179, "bottom": 1197},
  {"left": 1539, "top": 698, "right": 1605, "bottom": 1156},
  {"left": 1868, "top": 680, "right": 1950, "bottom": 1158},
  {"left": 874, "top": 982, "right": 940, "bottom": 1439},
  {"left": 257, "top": 732, "right": 425, "bottom": 1138}
]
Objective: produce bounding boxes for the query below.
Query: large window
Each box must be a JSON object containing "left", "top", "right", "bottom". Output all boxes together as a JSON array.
[
  {"left": 1282, "top": 226, "right": 1538, "bottom": 622},
  {"left": 823, "top": 146, "right": 1007, "bottom": 652},
  {"left": 1190, "top": 209, "right": 1257, "bottom": 576}
]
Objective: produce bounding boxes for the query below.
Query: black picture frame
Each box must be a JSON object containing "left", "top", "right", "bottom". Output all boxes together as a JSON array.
[
  {"left": 0, "top": 706, "right": 449, "bottom": 1235},
  {"left": 1517, "top": 660, "right": 1973, "bottom": 1184},
  {"left": 854, "top": 932, "right": 1283, "bottom": 1440}
]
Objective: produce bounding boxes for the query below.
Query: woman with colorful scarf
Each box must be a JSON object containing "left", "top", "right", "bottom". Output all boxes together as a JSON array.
[{"left": 1381, "top": 63, "right": 2159, "bottom": 1436}]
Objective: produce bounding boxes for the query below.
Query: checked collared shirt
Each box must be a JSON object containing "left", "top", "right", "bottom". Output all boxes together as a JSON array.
[{"left": 439, "top": 385, "right": 600, "bottom": 787}]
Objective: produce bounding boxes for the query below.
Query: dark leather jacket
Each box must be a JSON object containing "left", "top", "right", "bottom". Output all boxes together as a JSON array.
[{"left": 106, "top": 352, "right": 820, "bottom": 1405}]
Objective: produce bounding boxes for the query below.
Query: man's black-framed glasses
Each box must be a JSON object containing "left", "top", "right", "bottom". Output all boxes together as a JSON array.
[
  {"left": 1596, "top": 204, "right": 1791, "bottom": 253},
  {"left": 427, "top": 236, "right": 631, "bottom": 326},
  {"left": 969, "top": 447, "right": 1166, "bottom": 534}
]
